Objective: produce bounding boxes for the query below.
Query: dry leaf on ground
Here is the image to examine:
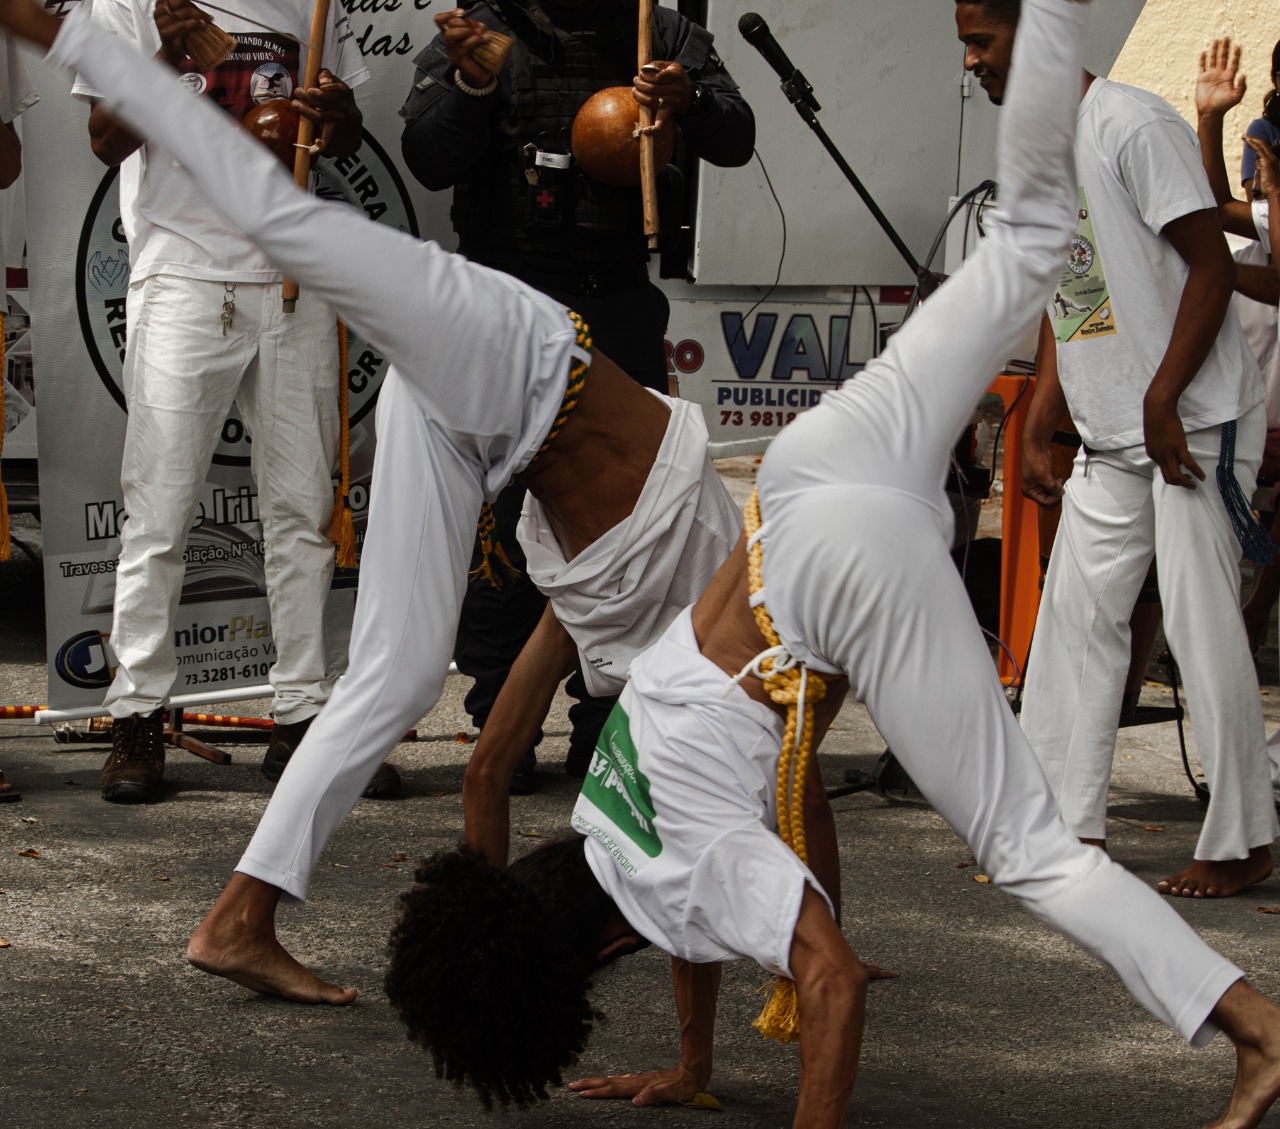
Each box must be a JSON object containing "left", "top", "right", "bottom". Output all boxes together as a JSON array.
[
  {"left": 685, "top": 1092, "right": 723, "bottom": 1110},
  {"left": 973, "top": 874, "right": 991, "bottom": 884},
  {"left": 15, "top": 848, "right": 39, "bottom": 858}
]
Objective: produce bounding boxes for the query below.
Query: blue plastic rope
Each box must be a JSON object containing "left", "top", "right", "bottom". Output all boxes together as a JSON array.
[{"left": 1217, "top": 418, "right": 1280, "bottom": 566}]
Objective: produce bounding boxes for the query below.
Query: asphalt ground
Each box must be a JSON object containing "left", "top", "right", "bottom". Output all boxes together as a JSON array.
[{"left": 4, "top": 499, "right": 1280, "bottom": 1129}]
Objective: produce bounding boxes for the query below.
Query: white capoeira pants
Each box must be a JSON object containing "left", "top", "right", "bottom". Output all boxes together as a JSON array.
[
  {"left": 753, "top": 0, "right": 1241, "bottom": 1045},
  {"left": 48, "top": 7, "right": 584, "bottom": 900},
  {"left": 1022, "top": 413, "right": 1278, "bottom": 859},
  {"left": 106, "top": 275, "right": 341, "bottom": 725}
]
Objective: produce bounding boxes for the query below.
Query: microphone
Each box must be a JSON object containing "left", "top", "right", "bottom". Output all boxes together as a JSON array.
[{"left": 737, "top": 12, "right": 820, "bottom": 113}]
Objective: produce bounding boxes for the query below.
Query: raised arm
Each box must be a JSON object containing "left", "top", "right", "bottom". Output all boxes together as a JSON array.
[
  {"left": 1195, "top": 38, "right": 1258, "bottom": 240},
  {"left": 462, "top": 602, "right": 578, "bottom": 866}
]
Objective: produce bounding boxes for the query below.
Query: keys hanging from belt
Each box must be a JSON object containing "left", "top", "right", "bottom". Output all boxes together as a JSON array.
[{"left": 221, "top": 281, "right": 236, "bottom": 335}]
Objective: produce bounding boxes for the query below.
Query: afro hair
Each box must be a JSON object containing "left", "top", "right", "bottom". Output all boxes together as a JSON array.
[{"left": 385, "top": 838, "right": 616, "bottom": 1109}]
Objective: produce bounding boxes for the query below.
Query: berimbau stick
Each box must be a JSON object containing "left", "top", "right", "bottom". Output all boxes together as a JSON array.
[
  {"left": 637, "top": 0, "right": 659, "bottom": 251},
  {"left": 282, "top": 0, "right": 331, "bottom": 312}
]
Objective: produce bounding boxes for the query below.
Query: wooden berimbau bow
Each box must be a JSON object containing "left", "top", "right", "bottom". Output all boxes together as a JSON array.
[
  {"left": 637, "top": 0, "right": 658, "bottom": 250},
  {"left": 282, "top": 0, "right": 332, "bottom": 313}
]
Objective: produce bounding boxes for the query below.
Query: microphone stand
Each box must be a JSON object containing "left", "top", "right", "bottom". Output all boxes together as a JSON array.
[{"left": 775, "top": 67, "right": 937, "bottom": 294}]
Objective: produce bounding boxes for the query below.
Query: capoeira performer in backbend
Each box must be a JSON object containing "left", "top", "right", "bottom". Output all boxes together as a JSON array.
[
  {"left": 391, "top": 1, "right": 1280, "bottom": 1125},
  {"left": 0, "top": 0, "right": 749, "bottom": 1000}
]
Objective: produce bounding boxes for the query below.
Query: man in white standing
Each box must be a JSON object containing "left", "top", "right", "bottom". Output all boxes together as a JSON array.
[
  {"left": 957, "top": 0, "right": 1278, "bottom": 895},
  {"left": 74, "top": 0, "right": 398, "bottom": 802}
]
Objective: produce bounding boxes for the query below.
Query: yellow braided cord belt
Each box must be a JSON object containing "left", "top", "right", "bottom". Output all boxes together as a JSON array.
[
  {"left": 0, "top": 311, "right": 9, "bottom": 562},
  {"left": 470, "top": 311, "right": 593, "bottom": 589},
  {"left": 743, "top": 487, "right": 826, "bottom": 1044},
  {"left": 328, "top": 320, "right": 358, "bottom": 569}
]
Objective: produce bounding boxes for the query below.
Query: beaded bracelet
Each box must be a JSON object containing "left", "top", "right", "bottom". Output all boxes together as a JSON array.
[{"left": 454, "top": 69, "right": 498, "bottom": 97}]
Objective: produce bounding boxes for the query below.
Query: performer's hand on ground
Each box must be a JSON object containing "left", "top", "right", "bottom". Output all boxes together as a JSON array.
[
  {"left": 1021, "top": 440, "right": 1064, "bottom": 509},
  {"left": 293, "top": 69, "right": 362, "bottom": 157},
  {"left": 154, "top": 0, "right": 210, "bottom": 69},
  {"left": 569, "top": 1064, "right": 707, "bottom": 1106},
  {"left": 1143, "top": 399, "right": 1203, "bottom": 488},
  {"left": 1245, "top": 136, "right": 1280, "bottom": 198},
  {"left": 1196, "top": 38, "right": 1246, "bottom": 120},
  {"left": 633, "top": 62, "right": 693, "bottom": 128},
  {"left": 434, "top": 8, "right": 494, "bottom": 87}
]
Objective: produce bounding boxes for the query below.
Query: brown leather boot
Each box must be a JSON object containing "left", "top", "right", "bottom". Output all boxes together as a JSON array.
[
  {"left": 101, "top": 708, "right": 166, "bottom": 803},
  {"left": 262, "top": 715, "right": 402, "bottom": 799}
]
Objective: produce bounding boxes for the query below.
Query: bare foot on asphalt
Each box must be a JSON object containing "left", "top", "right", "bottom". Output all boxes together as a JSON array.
[
  {"left": 1208, "top": 982, "right": 1280, "bottom": 1128},
  {"left": 1158, "top": 846, "right": 1273, "bottom": 899},
  {"left": 187, "top": 925, "right": 357, "bottom": 1005},
  {"left": 186, "top": 872, "right": 357, "bottom": 1004}
]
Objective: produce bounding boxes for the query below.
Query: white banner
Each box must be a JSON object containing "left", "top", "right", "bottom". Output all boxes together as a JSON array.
[{"left": 24, "top": 0, "right": 452, "bottom": 709}]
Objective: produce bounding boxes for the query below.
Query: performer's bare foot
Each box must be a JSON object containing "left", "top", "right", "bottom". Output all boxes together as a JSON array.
[
  {"left": 1080, "top": 837, "right": 1106, "bottom": 851},
  {"left": 1208, "top": 980, "right": 1280, "bottom": 1128},
  {"left": 186, "top": 872, "right": 357, "bottom": 1005},
  {"left": 1158, "top": 846, "right": 1273, "bottom": 899}
]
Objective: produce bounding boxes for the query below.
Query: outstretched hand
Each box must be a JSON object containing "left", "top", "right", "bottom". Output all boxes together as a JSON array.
[
  {"left": 569, "top": 1064, "right": 706, "bottom": 1106},
  {"left": 1196, "top": 38, "right": 1246, "bottom": 118}
]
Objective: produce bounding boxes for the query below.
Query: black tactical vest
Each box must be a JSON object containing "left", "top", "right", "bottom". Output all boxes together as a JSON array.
[{"left": 452, "top": 12, "right": 653, "bottom": 267}]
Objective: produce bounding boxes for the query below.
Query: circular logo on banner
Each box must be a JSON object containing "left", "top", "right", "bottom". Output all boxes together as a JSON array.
[
  {"left": 75, "top": 130, "right": 419, "bottom": 467},
  {"left": 54, "top": 629, "right": 114, "bottom": 689},
  {"left": 250, "top": 63, "right": 293, "bottom": 103}
]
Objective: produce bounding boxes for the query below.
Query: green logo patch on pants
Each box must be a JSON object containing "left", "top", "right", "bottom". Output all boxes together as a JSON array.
[{"left": 580, "top": 705, "right": 663, "bottom": 861}]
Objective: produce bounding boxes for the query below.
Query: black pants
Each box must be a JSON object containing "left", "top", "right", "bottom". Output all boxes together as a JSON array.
[{"left": 453, "top": 270, "right": 670, "bottom": 766}]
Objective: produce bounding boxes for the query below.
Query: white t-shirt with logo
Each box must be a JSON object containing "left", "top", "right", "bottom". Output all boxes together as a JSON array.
[
  {"left": 573, "top": 608, "right": 831, "bottom": 977},
  {"left": 1050, "top": 78, "right": 1262, "bottom": 450},
  {"left": 72, "top": 0, "right": 368, "bottom": 284}
]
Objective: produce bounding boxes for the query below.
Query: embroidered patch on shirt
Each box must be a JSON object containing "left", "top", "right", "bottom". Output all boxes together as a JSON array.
[{"left": 1053, "top": 188, "right": 1118, "bottom": 343}]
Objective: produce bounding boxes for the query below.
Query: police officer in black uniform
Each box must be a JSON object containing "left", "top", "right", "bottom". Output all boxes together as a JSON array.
[{"left": 400, "top": 0, "right": 753, "bottom": 792}]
